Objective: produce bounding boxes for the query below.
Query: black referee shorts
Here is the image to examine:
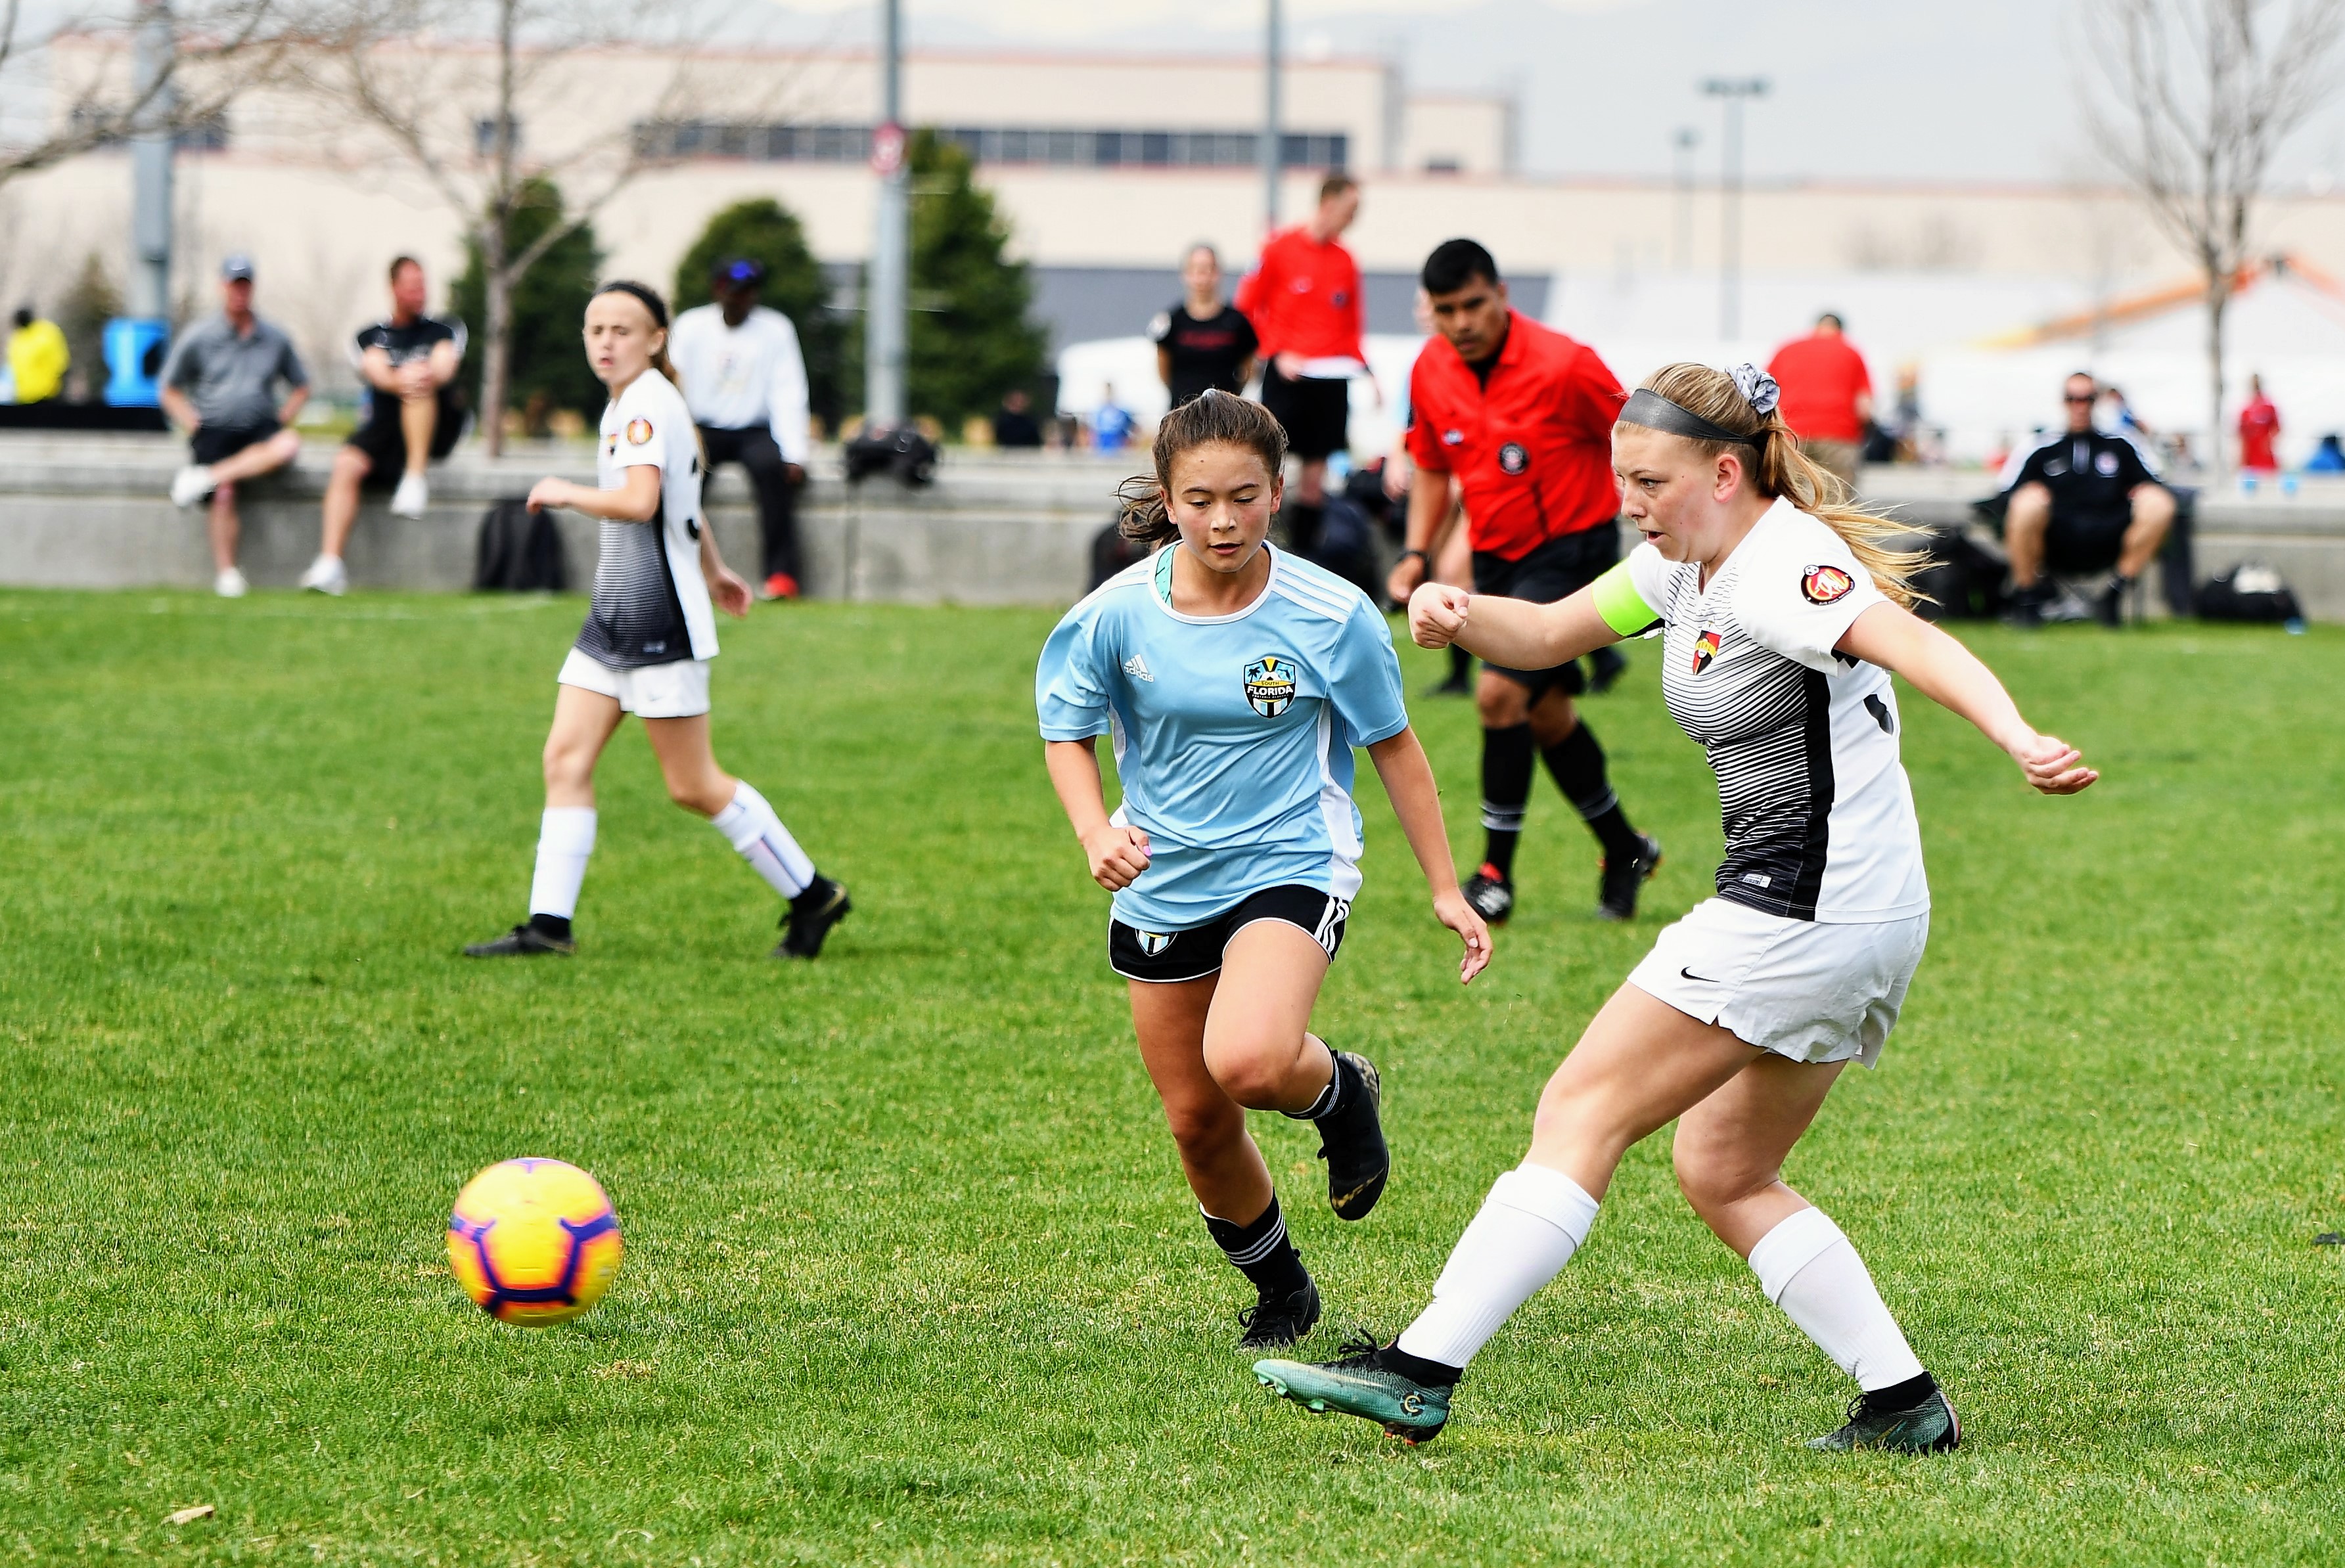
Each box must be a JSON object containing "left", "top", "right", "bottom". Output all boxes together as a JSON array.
[
  {"left": 1260, "top": 367, "right": 1350, "bottom": 460},
  {"left": 1471, "top": 526, "right": 1622, "bottom": 697},
  {"left": 1108, "top": 884, "right": 1350, "bottom": 984}
]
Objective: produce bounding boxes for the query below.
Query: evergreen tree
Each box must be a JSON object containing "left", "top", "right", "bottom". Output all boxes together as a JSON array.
[
  {"left": 846, "top": 129, "right": 1046, "bottom": 431},
  {"left": 451, "top": 177, "right": 603, "bottom": 436},
  {"left": 673, "top": 198, "right": 846, "bottom": 433},
  {"left": 57, "top": 252, "right": 124, "bottom": 403}
]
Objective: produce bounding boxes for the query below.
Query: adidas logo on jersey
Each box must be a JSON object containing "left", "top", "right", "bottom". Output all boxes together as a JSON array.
[{"left": 1123, "top": 654, "right": 1155, "bottom": 682}]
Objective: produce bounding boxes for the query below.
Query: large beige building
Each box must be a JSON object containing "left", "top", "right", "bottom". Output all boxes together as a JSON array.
[{"left": 11, "top": 34, "right": 2345, "bottom": 413}]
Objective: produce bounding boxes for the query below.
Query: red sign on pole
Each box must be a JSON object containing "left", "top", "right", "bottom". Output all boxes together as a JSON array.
[{"left": 871, "top": 122, "right": 905, "bottom": 177}]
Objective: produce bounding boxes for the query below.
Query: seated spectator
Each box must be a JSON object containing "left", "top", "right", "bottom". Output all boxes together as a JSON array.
[
  {"left": 301, "top": 256, "right": 466, "bottom": 596},
  {"left": 2304, "top": 432, "right": 2345, "bottom": 473},
  {"left": 1998, "top": 371, "right": 2174, "bottom": 628},
  {"left": 8, "top": 306, "right": 69, "bottom": 403},
  {"left": 161, "top": 256, "right": 309, "bottom": 598},
  {"left": 671, "top": 258, "right": 811, "bottom": 600},
  {"left": 1766, "top": 311, "right": 1871, "bottom": 489},
  {"left": 1091, "top": 384, "right": 1135, "bottom": 451},
  {"left": 991, "top": 388, "right": 1043, "bottom": 449}
]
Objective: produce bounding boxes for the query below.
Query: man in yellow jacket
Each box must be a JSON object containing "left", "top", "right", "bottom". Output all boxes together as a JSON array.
[{"left": 9, "top": 308, "right": 70, "bottom": 402}]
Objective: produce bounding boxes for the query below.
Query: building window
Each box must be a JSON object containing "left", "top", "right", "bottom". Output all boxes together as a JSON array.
[
  {"left": 474, "top": 116, "right": 522, "bottom": 158},
  {"left": 633, "top": 120, "right": 1346, "bottom": 171}
]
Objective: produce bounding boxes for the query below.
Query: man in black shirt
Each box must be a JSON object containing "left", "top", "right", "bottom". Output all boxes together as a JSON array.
[
  {"left": 302, "top": 256, "right": 465, "bottom": 594},
  {"left": 1997, "top": 371, "right": 2174, "bottom": 626},
  {"left": 1150, "top": 244, "right": 1258, "bottom": 409},
  {"left": 992, "top": 388, "right": 1044, "bottom": 448}
]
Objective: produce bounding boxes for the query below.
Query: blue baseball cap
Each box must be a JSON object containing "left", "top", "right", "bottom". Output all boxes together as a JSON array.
[{"left": 220, "top": 254, "right": 256, "bottom": 281}]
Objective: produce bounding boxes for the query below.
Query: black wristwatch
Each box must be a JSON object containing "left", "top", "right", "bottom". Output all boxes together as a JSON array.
[{"left": 1396, "top": 549, "right": 1428, "bottom": 566}]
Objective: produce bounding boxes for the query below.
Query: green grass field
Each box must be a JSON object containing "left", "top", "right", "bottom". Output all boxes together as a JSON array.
[{"left": 3, "top": 589, "right": 2342, "bottom": 1565}]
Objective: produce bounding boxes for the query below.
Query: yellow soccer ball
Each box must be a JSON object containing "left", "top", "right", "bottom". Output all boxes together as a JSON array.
[{"left": 446, "top": 1157, "right": 623, "bottom": 1326}]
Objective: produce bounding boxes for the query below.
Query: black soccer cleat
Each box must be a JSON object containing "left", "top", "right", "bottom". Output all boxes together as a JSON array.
[
  {"left": 2002, "top": 583, "right": 2047, "bottom": 628},
  {"left": 1316, "top": 1051, "right": 1389, "bottom": 1222},
  {"left": 1237, "top": 1278, "right": 1322, "bottom": 1351},
  {"left": 1461, "top": 862, "right": 1515, "bottom": 924},
  {"left": 1806, "top": 1385, "right": 1961, "bottom": 1453},
  {"left": 773, "top": 876, "right": 852, "bottom": 959},
  {"left": 463, "top": 923, "right": 575, "bottom": 958},
  {"left": 1597, "top": 834, "right": 1663, "bottom": 922}
]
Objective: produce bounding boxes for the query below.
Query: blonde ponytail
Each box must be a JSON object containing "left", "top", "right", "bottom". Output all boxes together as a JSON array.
[{"left": 1628, "top": 362, "right": 1930, "bottom": 609}]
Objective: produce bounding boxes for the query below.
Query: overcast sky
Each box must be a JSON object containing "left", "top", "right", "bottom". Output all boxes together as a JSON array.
[{"left": 750, "top": 0, "right": 2345, "bottom": 187}]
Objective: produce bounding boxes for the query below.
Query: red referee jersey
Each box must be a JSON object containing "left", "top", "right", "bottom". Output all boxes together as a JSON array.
[
  {"left": 1406, "top": 312, "right": 1624, "bottom": 560},
  {"left": 1235, "top": 226, "right": 1365, "bottom": 363}
]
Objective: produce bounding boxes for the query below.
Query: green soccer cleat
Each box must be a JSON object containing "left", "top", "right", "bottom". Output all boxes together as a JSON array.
[
  {"left": 1254, "top": 1332, "right": 1451, "bottom": 1444},
  {"left": 1806, "top": 1386, "right": 1961, "bottom": 1453}
]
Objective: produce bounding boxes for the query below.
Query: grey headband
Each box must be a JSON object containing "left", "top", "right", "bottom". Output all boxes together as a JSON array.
[{"left": 1617, "top": 388, "right": 1766, "bottom": 447}]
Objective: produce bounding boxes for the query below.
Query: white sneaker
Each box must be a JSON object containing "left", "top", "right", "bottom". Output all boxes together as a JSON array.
[
  {"left": 299, "top": 554, "right": 348, "bottom": 596},
  {"left": 214, "top": 566, "right": 249, "bottom": 598},
  {"left": 389, "top": 472, "right": 429, "bottom": 518},
  {"left": 171, "top": 464, "right": 216, "bottom": 508}
]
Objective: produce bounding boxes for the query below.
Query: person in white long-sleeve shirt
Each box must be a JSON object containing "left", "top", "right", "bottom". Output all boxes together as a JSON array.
[{"left": 669, "top": 258, "right": 813, "bottom": 599}]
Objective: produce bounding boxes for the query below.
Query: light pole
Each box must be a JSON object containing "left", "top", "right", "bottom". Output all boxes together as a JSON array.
[
  {"left": 1262, "top": 0, "right": 1283, "bottom": 234},
  {"left": 1670, "top": 126, "right": 1698, "bottom": 272},
  {"left": 1700, "top": 77, "right": 1767, "bottom": 342},
  {"left": 865, "top": 0, "right": 909, "bottom": 428},
  {"left": 129, "top": 0, "right": 176, "bottom": 321}
]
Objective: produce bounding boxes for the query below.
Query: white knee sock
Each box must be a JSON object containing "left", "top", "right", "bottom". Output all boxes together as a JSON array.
[
  {"left": 1747, "top": 1206, "right": 1926, "bottom": 1391},
  {"left": 710, "top": 780, "right": 815, "bottom": 899},
  {"left": 527, "top": 807, "right": 597, "bottom": 919},
  {"left": 1395, "top": 1162, "right": 1601, "bottom": 1370}
]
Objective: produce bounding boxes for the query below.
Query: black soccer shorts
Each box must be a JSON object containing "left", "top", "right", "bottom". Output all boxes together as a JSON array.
[
  {"left": 1470, "top": 524, "right": 1622, "bottom": 696},
  {"left": 1108, "top": 883, "right": 1350, "bottom": 983}
]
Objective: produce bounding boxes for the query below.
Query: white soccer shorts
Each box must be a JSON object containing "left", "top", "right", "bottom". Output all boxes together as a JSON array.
[
  {"left": 556, "top": 648, "right": 712, "bottom": 719},
  {"left": 1627, "top": 896, "right": 1930, "bottom": 1067}
]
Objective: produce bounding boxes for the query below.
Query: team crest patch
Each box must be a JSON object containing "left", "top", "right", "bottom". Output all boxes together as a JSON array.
[
  {"left": 1498, "top": 441, "right": 1528, "bottom": 475},
  {"left": 1136, "top": 931, "right": 1174, "bottom": 957},
  {"left": 1801, "top": 565, "right": 1854, "bottom": 604},
  {"left": 626, "top": 418, "right": 654, "bottom": 445},
  {"left": 1691, "top": 629, "right": 1722, "bottom": 674},
  {"left": 1242, "top": 654, "right": 1298, "bottom": 717}
]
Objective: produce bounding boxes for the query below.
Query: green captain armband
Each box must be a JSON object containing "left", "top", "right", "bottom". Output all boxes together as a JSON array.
[{"left": 1591, "top": 559, "right": 1661, "bottom": 638}]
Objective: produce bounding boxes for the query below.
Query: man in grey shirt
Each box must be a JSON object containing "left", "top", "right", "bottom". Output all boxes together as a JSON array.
[{"left": 161, "top": 255, "right": 309, "bottom": 597}]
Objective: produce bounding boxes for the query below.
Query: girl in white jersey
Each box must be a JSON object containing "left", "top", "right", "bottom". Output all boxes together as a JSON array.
[
  {"left": 465, "top": 281, "right": 850, "bottom": 961},
  {"left": 1256, "top": 361, "right": 2096, "bottom": 1451}
]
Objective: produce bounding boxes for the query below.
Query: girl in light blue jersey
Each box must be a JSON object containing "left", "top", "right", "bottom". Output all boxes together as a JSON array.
[{"left": 1038, "top": 391, "right": 1491, "bottom": 1351}]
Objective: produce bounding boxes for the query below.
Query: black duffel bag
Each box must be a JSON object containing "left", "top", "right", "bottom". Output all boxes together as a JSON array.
[
  {"left": 474, "top": 497, "right": 568, "bottom": 591},
  {"left": 2197, "top": 562, "right": 2303, "bottom": 623},
  {"left": 844, "top": 424, "right": 938, "bottom": 487}
]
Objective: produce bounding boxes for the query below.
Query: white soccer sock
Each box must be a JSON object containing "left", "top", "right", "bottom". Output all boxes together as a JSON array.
[
  {"left": 1395, "top": 1162, "right": 1601, "bottom": 1370},
  {"left": 1746, "top": 1206, "right": 1926, "bottom": 1392},
  {"left": 527, "top": 807, "right": 597, "bottom": 920},
  {"left": 710, "top": 780, "right": 815, "bottom": 899}
]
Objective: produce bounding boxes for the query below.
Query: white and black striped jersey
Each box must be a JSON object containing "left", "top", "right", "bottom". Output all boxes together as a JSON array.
[
  {"left": 574, "top": 370, "right": 716, "bottom": 670},
  {"left": 1619, "top": 500, "right": 1928, "bottom": 923}
]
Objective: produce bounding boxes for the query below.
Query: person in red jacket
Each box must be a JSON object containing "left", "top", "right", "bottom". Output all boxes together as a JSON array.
[
  {"left": 1386, "top": 239, "right": 1660, "bottom": 923},
  {"left": 1765, "top": 313, "right": 1873, "bottom": 488},
  {"left": 2238, "top": 374, "right": 2281, "bottom": 474},
  {"left": 1237, "top": 175, "right": 1365, "bottom": 551}
]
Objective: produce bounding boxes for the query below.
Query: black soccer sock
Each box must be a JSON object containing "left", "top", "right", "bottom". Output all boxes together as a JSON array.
[
  {"left": 1282, "top": 1042, "right": 1350, "bottom": 1122},
  {"left": 1867, "top": 1370, "right": 1939, "bottom": 1410},
  {"left": 1480, "top": 723, "right": 1536, "bottom": 876},
  {"left": 1541, "top": 722, "right": 1641, "bottom": 861},
  {"left": 527, "top": 912, "right": 572, "bottom": 941},
  {"left": 1448, "top": 643, "right": 1472, "bottom": 686},
  {"left": 1202, "top": 1196, "right": 1311, "bottom": 1299},
  {"left": 1377, "top": 1341, "right": 1463, "bottom": 1389}
]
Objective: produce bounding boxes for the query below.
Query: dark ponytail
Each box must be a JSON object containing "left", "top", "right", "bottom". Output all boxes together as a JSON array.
[{"left": 1116, "top": 389, "right": 1290, "bottom": 544}]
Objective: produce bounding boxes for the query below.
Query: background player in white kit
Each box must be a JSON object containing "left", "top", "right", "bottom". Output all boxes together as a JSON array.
[
  {"left": 1255, "top": 361, "right": 2097, "bottom": 1451},
  {"left": 465, "top": 280, "right": 850, "bottom": 961}
]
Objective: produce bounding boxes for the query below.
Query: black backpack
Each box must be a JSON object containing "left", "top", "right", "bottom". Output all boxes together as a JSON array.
[
  {"left": 2197, "top": 562, "right": 2302, "bottom": 623},
  {"left": 473, "top": 498, "right": 568, "bottom": 592},
  {"left": 844, "top": 424, "right": 938, "bottom": 487}
]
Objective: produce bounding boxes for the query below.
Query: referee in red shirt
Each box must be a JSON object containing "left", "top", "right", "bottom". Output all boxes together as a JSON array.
[
  {"left": 1237, "top": 175, "right": 1366, "bottom": 550},
  {"left": 1387, "top": 239, "right": 1660, "bottom": 923}
]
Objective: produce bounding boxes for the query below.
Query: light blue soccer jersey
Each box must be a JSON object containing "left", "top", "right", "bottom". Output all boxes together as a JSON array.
[{"left": 1036, "top": 545, "right": 1411, "bottom": 932}]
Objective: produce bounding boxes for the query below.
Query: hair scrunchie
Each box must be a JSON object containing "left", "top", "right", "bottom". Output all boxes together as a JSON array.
[{"left": 1727, "top": 362, "right": 1780, "bottom": 418}]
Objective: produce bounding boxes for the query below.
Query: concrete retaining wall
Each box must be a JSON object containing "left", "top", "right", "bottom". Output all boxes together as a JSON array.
[{"left": 7, "top": 433, "right": 2345, "bottom": 616}]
